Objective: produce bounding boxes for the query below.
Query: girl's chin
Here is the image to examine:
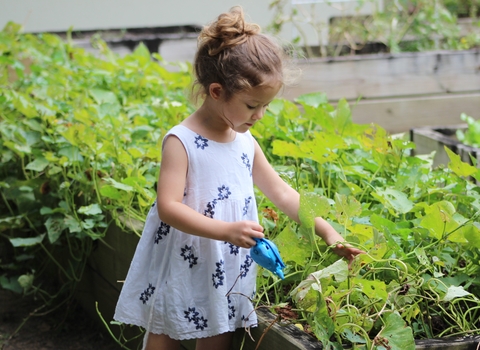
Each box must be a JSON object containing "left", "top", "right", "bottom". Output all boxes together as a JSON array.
[{"left": 233, "top": 125, "right": 252, "bottom": 133}]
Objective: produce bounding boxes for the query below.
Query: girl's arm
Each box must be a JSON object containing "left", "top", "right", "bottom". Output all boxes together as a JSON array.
[
  {"left": 156, "top": 135, "right": 264, "bottom": 248},
  {"left": 252, "top": 139, "right": 363, "bottom": 261}
]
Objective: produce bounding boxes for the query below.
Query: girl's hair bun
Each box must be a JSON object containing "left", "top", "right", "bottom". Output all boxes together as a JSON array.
[
  {"left": 199, "top": 6, "right": 260, "bottom": 56},
  {"left": 193, "top": 6, "right": 295, "bottom": 102}
]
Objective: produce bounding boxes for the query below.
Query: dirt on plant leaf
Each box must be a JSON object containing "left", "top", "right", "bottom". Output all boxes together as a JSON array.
[{"left": 0, "top": 289, "right": 121, "bottom": 350}]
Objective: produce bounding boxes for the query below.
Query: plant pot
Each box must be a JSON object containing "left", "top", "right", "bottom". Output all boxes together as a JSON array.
[{"left": 410, "top": 124, "right": 480, "bottom": 168}]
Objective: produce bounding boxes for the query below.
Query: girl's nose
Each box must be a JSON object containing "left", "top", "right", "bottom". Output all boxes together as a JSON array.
[{"left": 252, "top": 109, "right": 264, "bottom": 120}]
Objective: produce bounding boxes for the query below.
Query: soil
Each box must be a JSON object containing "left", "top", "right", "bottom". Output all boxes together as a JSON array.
[{"left": 0, "top": 289, "right": 121, "bottom": 350}]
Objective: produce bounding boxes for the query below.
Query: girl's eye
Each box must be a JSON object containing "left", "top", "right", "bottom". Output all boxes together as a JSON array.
[{"left": 246, "top": 104, "right": 256, "bottom": 110}]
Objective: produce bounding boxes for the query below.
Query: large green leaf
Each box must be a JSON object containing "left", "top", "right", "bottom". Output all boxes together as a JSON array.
[
  {"left": 371, "top": 188, "right": 414, "bottom": 216},
  {"left": 291, "top": 259, "right": 348, "bottom": 302},
  {"left": 299, "top": 191, "right": 332, "bottom": 228},
  {"left": 273, "top": 225, "right": 311, "bottom": 265},
  {"left": 9, "top": 234, "right": 46, "bottom": 247},
  {"left": 45, "top": 217, "right": 67, "bottom": 244},
  {"left": 374, "top": 312, "right": 415, "bottom": 350},
  {"left": 445, "top": 146, "right": 477, "bottom": 177},
  {"left": 25, "top": 157, "right": 49, "bottom": 172}
]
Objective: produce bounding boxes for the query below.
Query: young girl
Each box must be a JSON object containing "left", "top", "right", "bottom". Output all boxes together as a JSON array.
[{"left": 114, "top": 6, "right": 363, "bottom": 350}]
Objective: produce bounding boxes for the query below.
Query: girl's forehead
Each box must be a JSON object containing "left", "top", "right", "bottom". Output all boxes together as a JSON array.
[{"left": 240, "top": 81, "right": 282, "bottom": 101}]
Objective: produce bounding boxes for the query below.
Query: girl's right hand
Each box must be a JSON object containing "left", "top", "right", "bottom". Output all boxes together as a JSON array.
[{"left": 226, "top": 221, "right": 264, "bottom": 249}]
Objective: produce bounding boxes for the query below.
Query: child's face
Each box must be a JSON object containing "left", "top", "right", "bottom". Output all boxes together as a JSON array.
[{"left": 221, "top": 79, "right": 282, "bottom": 133}]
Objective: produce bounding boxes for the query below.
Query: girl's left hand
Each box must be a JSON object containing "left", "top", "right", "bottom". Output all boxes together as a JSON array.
[{"left": 331, "top": 243, "right": 365, "bottom": 266}]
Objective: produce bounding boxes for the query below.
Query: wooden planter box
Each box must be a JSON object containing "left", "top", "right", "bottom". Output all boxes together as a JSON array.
[
  {"left": 285, "top": 49, "right": 480, "bottom": 134},
  {"left": 76, "top": 215, "right": 480, "bottom": 349},
  {"left": 410, "top": 124, "right": 480, "bottom": 168},
  {"left": 52, "top": 26, "right": 480, "bottom": 134}
]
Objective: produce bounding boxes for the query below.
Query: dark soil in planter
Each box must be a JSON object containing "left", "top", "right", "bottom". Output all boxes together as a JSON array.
[{"left": 0, "top": 289, "right": 120, "bottom": 350}]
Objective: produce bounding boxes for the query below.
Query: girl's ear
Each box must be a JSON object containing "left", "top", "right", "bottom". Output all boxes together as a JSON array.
[{"left": 209, "top": 83, "right": 224, "bottom": 101}]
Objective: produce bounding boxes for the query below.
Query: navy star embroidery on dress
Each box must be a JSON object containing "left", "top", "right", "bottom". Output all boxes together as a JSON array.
[
  {"left": 184, "top": 307, "right": 199, "bottom": 322},
  {"left": 139, "top": 283, "right": 155, "bottom": 304},
  {"left": 154, "top": 222, "right": 170, "bottom": 244},
  {"left": 203, "top": 199, "right": 217, "bottom": 218},
  {"left": 184, "top": 307, "right": 208, "bottom": 330},
  {"left": 241, "top": 153, "right": 252, "bottom": 176},
  {"left": 217, "top": 185, "right": 231, "bottom": 200},
  {"left": 224, "top": 242, "right": 240, "bottom": 255},
  {"left": 243, "top": 196, "right": 252, "bottom": 216},
  {"left": 212, "top": 260, "right": 225, "bottom": 289},
  {"left": 194, "top": 135, "right": 209, "bottom": 150},
  {"left": 195, "top": 316, "right": 208, "bottom": 330},
  {"left": 240, "top": 255, "right": 254, "bottom": 278},
  {"left": 228, "top": 295, "right": 236, "bottom": 320},
  {"left": 180, "top": 245, "right": 198, "bottom": 268}
]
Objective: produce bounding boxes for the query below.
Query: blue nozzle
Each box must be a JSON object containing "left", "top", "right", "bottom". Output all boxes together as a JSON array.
[{"left": 250, "top": 238, "right": 286, "bottom": 279}]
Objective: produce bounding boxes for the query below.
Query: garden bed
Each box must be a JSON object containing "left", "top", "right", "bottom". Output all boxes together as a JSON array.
[
  {"left": 288, "top": 49, "right": 480, "bottom": 133},
  {"left": 410, "top": 124, "right": 480, "bottom": 168},
  {"left": 81, "top": 216, "right": 480, "bottom": 350}
]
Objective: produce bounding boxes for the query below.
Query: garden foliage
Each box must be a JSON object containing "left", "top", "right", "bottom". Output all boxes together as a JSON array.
[
  {"left": 0, "top": 22, "right": 192, "bottom": 312},
  {"left": 1, "top": 23, "right": 480, "bottom": 349}
]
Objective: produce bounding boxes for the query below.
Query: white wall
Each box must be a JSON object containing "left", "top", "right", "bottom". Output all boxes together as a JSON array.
[
  {"left": 0, "top": 0, "right": 375, "bottom": 46},
  {"left": 0, "top": 0, "right": 275, "bottom": 33}
]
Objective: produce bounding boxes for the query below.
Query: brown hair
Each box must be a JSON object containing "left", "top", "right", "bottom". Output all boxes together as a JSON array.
[{"left": 192, "top": 6, "right": 287, "bottom": 101}]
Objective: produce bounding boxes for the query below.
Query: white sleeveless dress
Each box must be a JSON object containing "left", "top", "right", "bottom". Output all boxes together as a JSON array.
[{"left": 114, "top": 125, "right": 258, "bottom": 340}]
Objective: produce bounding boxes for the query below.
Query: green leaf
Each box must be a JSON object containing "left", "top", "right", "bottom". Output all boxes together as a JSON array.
[
  {"left": 295, "top": 92, "right": 328, "bottom": 108},
  {"left": 78, "top": 203, "right": 102, "bottom": 215},
  {"left": 133, "top": 42, "right": 151, "bottom": 61},
  {"left": 375, "top": 312, "right": 415, "bottom": 350},
  {"left": 272, "top": 140, "right": 309, "bottom": 159},
  {"left": 9, "top": 234, "right": 46, "bottom": 247},
  {"left": 352, "top": 277, "right": 388, "bottom": 302},
  {"left": 445, "top": 146, "right": 477, "bottom": 177},
  {"left": 89, "top": 88, "right": 119, "bottom": 105},
  {"left": 299, "top": 191, "right": 332, "bottom": 228},
  {"left": 465, "top": 225, "right": 480, "bottom": 248},
  {"left": 371, "top": 188, "right": 414, "bottom": 216},
  {"left": 18, "top": 273, "right": 34, "bottom": 291},
  {"left": 443, "top": 285, "right": 471, "bottom": 301},
  {"left": 0, "top": 275, "right": 23, "bottom": 294},
  {"left": 273, "top": 225, "right": 311, "bottom": 265},
  {"left": 45, "top": 217, "right": 66, "bottom": 243},
  {"left": 64, "top": 215, "right": 82, "bottom": 233},
  {"left": 25, "top": 157, "right": 49, "bottom": 172},
  {"left": 334, "top": 193, "right": 362, "bottom": 225},
  {"left": 420, "top": 201, "right": 461, "bottom": 241},
  {"left": 104, "top": 178, "right": 134, "bottom": 192},
  {"left": 291, "top": 260, "right": 348, "bottom": 302},
  {"left": 312, "top": 292, "right": 339, "bottom": 349},
  {"left": 58, "top": 146, "right": 84, "bottom": 162},
  {"left": 100, "top": 185, "right": 123, "bottom": 200}
]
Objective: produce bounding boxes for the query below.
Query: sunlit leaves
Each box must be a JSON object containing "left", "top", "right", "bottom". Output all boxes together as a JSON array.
[
  {"left": 273, "top": 225, "right": 311, "bottom": 265},
  {"left": 445, "top": 146, "right": 478, "bottom": 177},
  {"left": 298, "top": 191, "right": 332, "bottom": 228},
  {"left": 371, "top": 188, "right": 414, "bottom": 216},
  {"left": 291, "top": 259, "right": 349, "bottom": 303}
]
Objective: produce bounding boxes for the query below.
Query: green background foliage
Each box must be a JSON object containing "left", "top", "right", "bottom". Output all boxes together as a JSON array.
[{"left": 1, "top": 22, "right": 480, "bottom": 349}]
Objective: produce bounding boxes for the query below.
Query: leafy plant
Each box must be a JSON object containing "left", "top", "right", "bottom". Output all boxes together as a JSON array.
[
  {"left": 253, "top": 93, "right": 480, "bottom": 348},
  {"left": 0, "top": 21, "right": 193, "bottom": 328},
  {"left": 2, "top": 23, "right": 480, "bottom": 350}
]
